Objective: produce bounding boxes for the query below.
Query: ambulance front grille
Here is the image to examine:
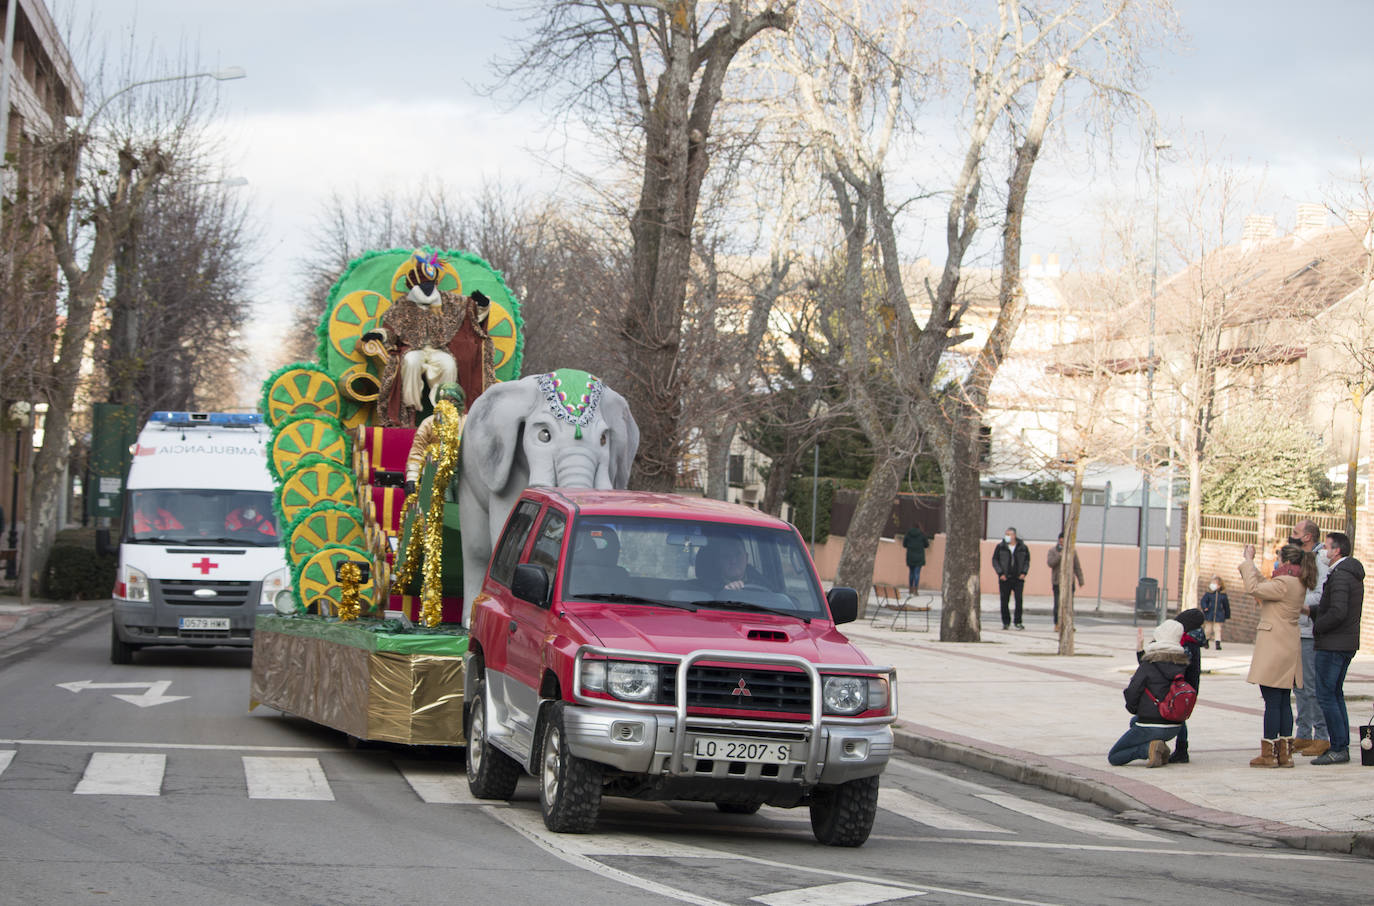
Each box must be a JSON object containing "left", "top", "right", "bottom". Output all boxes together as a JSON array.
[{"left": 155, "top": 579, "right": 253, "bottom": 607}]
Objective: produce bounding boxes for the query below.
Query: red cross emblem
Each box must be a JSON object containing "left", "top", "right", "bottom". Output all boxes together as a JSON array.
[
  {"left": 192, "top": 557, "right": 219, "bottom": 575},
  {"left": 731, "top": 678, "right": 751, "bottom": 697}
]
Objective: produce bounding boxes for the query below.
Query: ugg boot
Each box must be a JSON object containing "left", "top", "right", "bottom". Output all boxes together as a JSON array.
[
  {"left": 1249, "top": 739, "right": 1278, "bottom": 768},
  {"left": 1303, "top": 739, "right": 1330, "bottom": 757},
  {"left": 1146, "top": 739, "right": 1170, "bottom": 768},
  {"left": 1215, "top": 641, "right": 1221, "bottom": 650},
  {"left": 1276, "top": 738, "right": 1295, "bottom": 767},
  {"left": 1292, "top": 736, "right": 1314, "bottom": 755}
]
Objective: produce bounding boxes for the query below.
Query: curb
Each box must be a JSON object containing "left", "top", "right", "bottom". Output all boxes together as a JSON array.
[{"left": 891, "top": 722, "right": 1373, "bottom": 859}]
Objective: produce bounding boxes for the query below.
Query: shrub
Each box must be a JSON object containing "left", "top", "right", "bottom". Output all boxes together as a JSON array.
[{"left": 43, "top": 544, "right": 118, "bottom": 600}]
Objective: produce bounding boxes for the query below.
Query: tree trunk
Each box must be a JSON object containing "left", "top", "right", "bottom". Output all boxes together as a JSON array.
[
  {"left": 1180, "top": 453, "right": 1204, "bottom": 615},
  {"left": 18, "top": 418, "right": 35, "bottom": 604},
  {"left": 1345, "top": 385, "right": 1363, "bottom": 537},
  {"left": 704, "top": 424, "right": 734, "bottom": 501},
  {"left": 834, "top": 451, "right": 901, "bottom": 595},
  {"left": 761, "top": 444, "right": 803, "bottom": 517},
  {"left": 939, "top": 419, "right": 982, "bottom": 642},
  {"left": 1058, "top": 459, "right": 1087, "bottom": 656}
]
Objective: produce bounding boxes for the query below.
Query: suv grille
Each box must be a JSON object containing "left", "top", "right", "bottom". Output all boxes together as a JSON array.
[
  {"left": 661, "top": 665, "right": 811, "bottom": 715},
  {"left": 155, "top": 579, "right": 253, "bottom": 607}
]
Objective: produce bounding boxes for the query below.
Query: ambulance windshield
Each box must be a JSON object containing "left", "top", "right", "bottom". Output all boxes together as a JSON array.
[{"left": 126, "top": 489, "right": 279, "bottom": 546}]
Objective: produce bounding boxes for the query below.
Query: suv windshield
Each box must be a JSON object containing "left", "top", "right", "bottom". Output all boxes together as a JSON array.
[
  {"left": 124, "top": 488, "right": 279, "bottom": 547},
  {"left": 563, "top": 516, "right": 826, "bottom": 619}
]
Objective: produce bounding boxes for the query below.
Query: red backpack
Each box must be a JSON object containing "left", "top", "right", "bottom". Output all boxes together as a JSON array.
[{"left": 1147, "top": 675, "right": 1197, "bottom": 722}]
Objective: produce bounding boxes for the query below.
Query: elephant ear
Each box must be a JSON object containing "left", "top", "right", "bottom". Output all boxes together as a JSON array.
[
  {"left": 599, "top": 385, "right": 640, "bottom": 489},
  {"left": 463, "top": 378, "right": 537, "bottom": 494}
]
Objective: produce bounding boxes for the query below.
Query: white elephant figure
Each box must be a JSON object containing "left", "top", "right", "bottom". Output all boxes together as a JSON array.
[{"left": 457, "top": 369, "right": 639, "bottom": 622}]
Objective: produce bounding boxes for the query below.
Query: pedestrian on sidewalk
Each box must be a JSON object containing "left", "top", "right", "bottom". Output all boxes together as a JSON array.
[
  {"left": 1167, "top": 608, "right": 1206, "bottom": 763},
  {"left": 1303, "top": 531, "right": 1364, "bottom": 766},
  {"left": 1047, "top": 531, "right": 1083, "bottom": 633},
  {"left": 1238, "top": 543, "right": 1313, "bottom": 768},
  {"left": 1109, "top": 619, "right": 1191, "bottom": 767},
  {"left": 1292, "top": 519, "right": 1330, "bottom": 756},
  {"left": 1199, "top": 576, "right": 1230, "bottom": 650},
  {"left": 992, "top": 527, "right": 1029, "bottom": 630},
  {"left": 902, "top": 523, "right": 929, "bottom": 595}
]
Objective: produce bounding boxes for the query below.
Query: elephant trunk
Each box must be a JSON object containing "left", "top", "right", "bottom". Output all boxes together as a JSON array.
[{"left": 554, "top": 446, "right": 601, "bottom": 489}]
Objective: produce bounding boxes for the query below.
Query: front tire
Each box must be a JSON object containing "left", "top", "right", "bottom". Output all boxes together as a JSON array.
[
  {"left": 110, "top": 622, "right": 137, "bottom": 665},
  {"left": 539, "top": 702, "right": 602, "bottom": 833},
  {"left": 465, "top": 675, "right": 521, "bottom": 800},
  {"left": 809, "top": 775, "right": 879, "bottom": 847}
]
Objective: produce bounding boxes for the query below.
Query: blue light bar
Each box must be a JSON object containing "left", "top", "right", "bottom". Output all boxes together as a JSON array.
[{"left": 149, "top": 411, "right": 263, "bottom": 427}]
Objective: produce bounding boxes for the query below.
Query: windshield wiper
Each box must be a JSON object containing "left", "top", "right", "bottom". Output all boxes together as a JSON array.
[
  {"left": 178, "top": 537, "right": 250, "bottom": 546},
  {"left": 688, "top": 599, "right": 810, "bottom": 623},
  {"left": 574, "top": 592, "right": 697, "bottom": 611}
]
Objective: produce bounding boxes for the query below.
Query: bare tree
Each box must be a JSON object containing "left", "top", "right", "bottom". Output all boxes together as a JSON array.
[
  {"left": 767, "top": 0, "right": 1172, "bottom": 640},
  {"left": 501, "top": 1, "right": 796, "bottom": 490}
]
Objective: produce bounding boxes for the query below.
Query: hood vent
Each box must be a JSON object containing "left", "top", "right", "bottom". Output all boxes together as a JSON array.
[{"left": 746, "top": 629, "right": 789, "bottom": 642}]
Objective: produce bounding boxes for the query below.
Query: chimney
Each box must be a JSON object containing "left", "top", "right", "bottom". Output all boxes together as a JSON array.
[
  {"left": 1294, "top": 202, "right": 1328, "bottom": 234},
  {"left": 1046, "top": 253, "right": 1060, "bottom": 277},
  {"left": 1242, "top": 214, "right": 1277, "bottom": 242}
]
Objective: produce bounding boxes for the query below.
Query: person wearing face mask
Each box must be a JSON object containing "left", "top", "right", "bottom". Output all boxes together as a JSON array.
[
  {"left": 1290, "top": 520, "right": 1331, "bottom": 756},
  {"left": 225, "top": 502, "right": 276, "bottom": 538},
  {"left": 991, "top": 527, "right": 1030, "bottom": 630},
  {"left": 1198, "top": 575, "right": 1230, "bottom": 650}
]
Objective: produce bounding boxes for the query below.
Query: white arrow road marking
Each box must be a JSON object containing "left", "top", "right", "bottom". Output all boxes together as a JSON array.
[
  {"left": 0, "top": 750, "right": 14, "bottom": 777},
  {"left": 879, "top": 786, "right": 1010, "bottom": 833},
  {"left": 395, "top": 760, "right": 482, "bottom": 804},
  {"left": 56, "top": 680, "right": 189, "bottom": 708},
  {"left": 74, "top": 753, "right": 165, "bottom": 796}
]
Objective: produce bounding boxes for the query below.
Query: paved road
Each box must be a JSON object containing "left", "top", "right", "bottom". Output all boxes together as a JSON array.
[{"left": 1, "top": 612, "right": 1369, "bottom": 905}]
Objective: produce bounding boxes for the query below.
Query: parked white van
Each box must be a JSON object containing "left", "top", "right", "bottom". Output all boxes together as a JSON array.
[{"left": 111, "top": 412, "right": 289, "bottom": 663}]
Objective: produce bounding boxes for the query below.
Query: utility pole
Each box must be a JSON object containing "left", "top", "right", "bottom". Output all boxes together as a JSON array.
[{"left": 1137, "top": 131, "right": 1171, "bottom": 623}]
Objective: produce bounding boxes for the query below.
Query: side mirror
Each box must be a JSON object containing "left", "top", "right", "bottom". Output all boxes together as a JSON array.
[
  {"left": 827, "top": 586, "right": 859, "bottom": 624},
  {"left": 511, "top": 563, "right": 551, "bottom": 608}
]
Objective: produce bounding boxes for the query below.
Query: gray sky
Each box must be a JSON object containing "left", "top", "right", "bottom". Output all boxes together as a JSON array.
[{"left": 57, "top": 0, "right": 1374, "bottom": 400}]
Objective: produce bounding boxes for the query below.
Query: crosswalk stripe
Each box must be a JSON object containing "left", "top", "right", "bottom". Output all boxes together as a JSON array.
[
  {"left": 975, "top": 792, "right": 1165, "bottom": 842},
  {"left": 395, "top": 760, "right": 480, "bottom": 804},
  {"left": 750, "top": 881, "right": 922, "bottom": 905},
  {"left": 879, "top": 786, "right": 1009, "bottom": 833},
  {"left": 243, "top": 756, "right": 334, "bottom": 801},
  {"left": 0, "top": 750, "right": 14, "bottom": 777},
  {"left": 74, "top": 753, "right": 165, "bottom": 796}
]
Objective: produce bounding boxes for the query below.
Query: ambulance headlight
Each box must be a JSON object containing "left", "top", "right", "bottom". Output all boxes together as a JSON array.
[
  {"left": 122, "top": 565, "right": 149, "bottom": 602},
  {"left": 260, "top": 568, "right": 289, "bottom": 609}
]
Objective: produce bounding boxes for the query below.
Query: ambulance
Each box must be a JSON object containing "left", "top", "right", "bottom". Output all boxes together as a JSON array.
[{"left": 110, "top": 411, "right": 289, "bottom": 663}]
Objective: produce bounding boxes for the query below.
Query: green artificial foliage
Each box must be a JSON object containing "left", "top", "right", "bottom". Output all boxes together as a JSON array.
[
  {"left": 258, "top": 360, "right": 338, "bottom": 426},
  {"left": 283, "top": 499, "right": 366, "bottom": 561},
  {"left": 272, "top": 453, "right": 358, "bottom": 534},
  {"left": 266, "top": 411, "right": 351, "bottom": 482},
  {"left": 44, "top": 545, "right": 117, "bottom": 600},
  {"left": 1010, "top": 479, "right": 1066, "bottom": 502}
]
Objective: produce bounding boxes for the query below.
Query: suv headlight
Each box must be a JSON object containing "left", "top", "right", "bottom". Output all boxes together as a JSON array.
[
  {"left": 823, "top": 675, "right": 888, "bottom": 715},
  {"left": 122, "top": 565, "right": 149, "bottom": 602},
  {"left": 259, "top": 567, "right": 289, "bottom": 608},
  {"left": 580, "top": 660, "right": 659, "bottom": 702}
]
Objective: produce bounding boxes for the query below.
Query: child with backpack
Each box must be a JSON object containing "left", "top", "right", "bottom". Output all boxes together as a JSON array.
[{"left": 1108, "top": 619, "right": 1196, "bottom": 767}]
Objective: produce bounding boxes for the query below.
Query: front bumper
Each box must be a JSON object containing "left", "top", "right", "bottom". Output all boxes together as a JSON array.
[
  {"left": 566, "top": 646, "right": 896, "bottom": 786},
  {"left": 113, "top": 597, "right": 267, "bottom": 648}
]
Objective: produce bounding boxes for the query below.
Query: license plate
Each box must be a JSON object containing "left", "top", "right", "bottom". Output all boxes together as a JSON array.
[
  {"left": 179, "top": 617, "right": 230, "bottom": 630},
  {"left": 692, "top": 736, "right": 791, "bottom": 764}
]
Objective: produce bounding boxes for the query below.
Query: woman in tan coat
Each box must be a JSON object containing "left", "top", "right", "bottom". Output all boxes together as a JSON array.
[{"left": 1238, "top": 543, "right": 1317, "bottom": 767}]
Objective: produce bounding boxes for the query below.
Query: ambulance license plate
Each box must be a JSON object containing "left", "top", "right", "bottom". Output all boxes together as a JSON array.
[{"left": 179, "top": 617, "right": 230, "bottom": 630}]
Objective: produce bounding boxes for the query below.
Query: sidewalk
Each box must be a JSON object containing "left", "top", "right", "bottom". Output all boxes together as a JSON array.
[{"left": 849, "top": 590, "right": 1374, "bottom": 857}]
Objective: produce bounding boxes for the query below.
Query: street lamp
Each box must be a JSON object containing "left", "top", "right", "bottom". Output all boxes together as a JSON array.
[
  {"left": 84, "top": 66, "right": 247, "bottom": 126},
  {"left": 1137, "top": 132, "right": 1171, "bottom": 623}
]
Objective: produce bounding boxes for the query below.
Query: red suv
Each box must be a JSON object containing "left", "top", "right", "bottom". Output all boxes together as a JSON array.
[{"left": 464, "top": 488, "right": 896, "bottom": 846}]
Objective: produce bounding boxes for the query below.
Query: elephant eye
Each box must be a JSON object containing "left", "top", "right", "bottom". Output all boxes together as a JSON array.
[
  {"left": 537, "top": 427, "right": 552, "bottom": 443},
  {"left": 600, "top": 431, "right": 608, "bottom": 447}
]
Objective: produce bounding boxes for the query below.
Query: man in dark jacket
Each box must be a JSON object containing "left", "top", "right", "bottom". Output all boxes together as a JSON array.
[
  {"left": 1109, "top": 619, "right": 1190, "bottom": 767},
  {"left": 1304, "top": 531, "right": 1364, "bottom": 765},
  {"left": 902, "top": 524, "right": 930, "bottom": 594},
  {"left": 991, "top": 527, "right": 1030, "bottom": 630}
]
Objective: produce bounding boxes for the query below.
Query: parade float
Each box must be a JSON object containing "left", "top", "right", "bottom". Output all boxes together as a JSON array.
[{"left": 249, "top": 248, "right": 522, "bottom": 745}]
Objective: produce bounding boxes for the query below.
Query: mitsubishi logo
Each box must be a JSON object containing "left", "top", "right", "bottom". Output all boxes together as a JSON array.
[
  {"left": 731, "top": 678, "right": 751, "bottom": 697},
  {"left": 191, "top": 557, "right": 219, "bottom": 575}
]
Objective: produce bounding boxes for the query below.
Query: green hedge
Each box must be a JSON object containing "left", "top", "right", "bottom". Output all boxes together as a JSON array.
[{"left": 44, "top": 545, "right": 117, "bottom": 600}]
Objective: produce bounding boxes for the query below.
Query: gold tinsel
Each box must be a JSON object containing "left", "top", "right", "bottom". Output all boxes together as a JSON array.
[
  {"left": 336, "top": 560, "right": 363, "bottom": 621},
  {"left": 418, "top": 399, "right": 462, "bottom": 627}
]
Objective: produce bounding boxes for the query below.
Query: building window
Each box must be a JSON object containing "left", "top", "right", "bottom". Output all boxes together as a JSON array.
[{"left": 728, "top": 454, "right": 744, "bottom": 487}]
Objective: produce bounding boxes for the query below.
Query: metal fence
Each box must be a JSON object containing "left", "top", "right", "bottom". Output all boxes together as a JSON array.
[{"left": 984, "top": 499, "right": 1182, "bottom": 545}]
